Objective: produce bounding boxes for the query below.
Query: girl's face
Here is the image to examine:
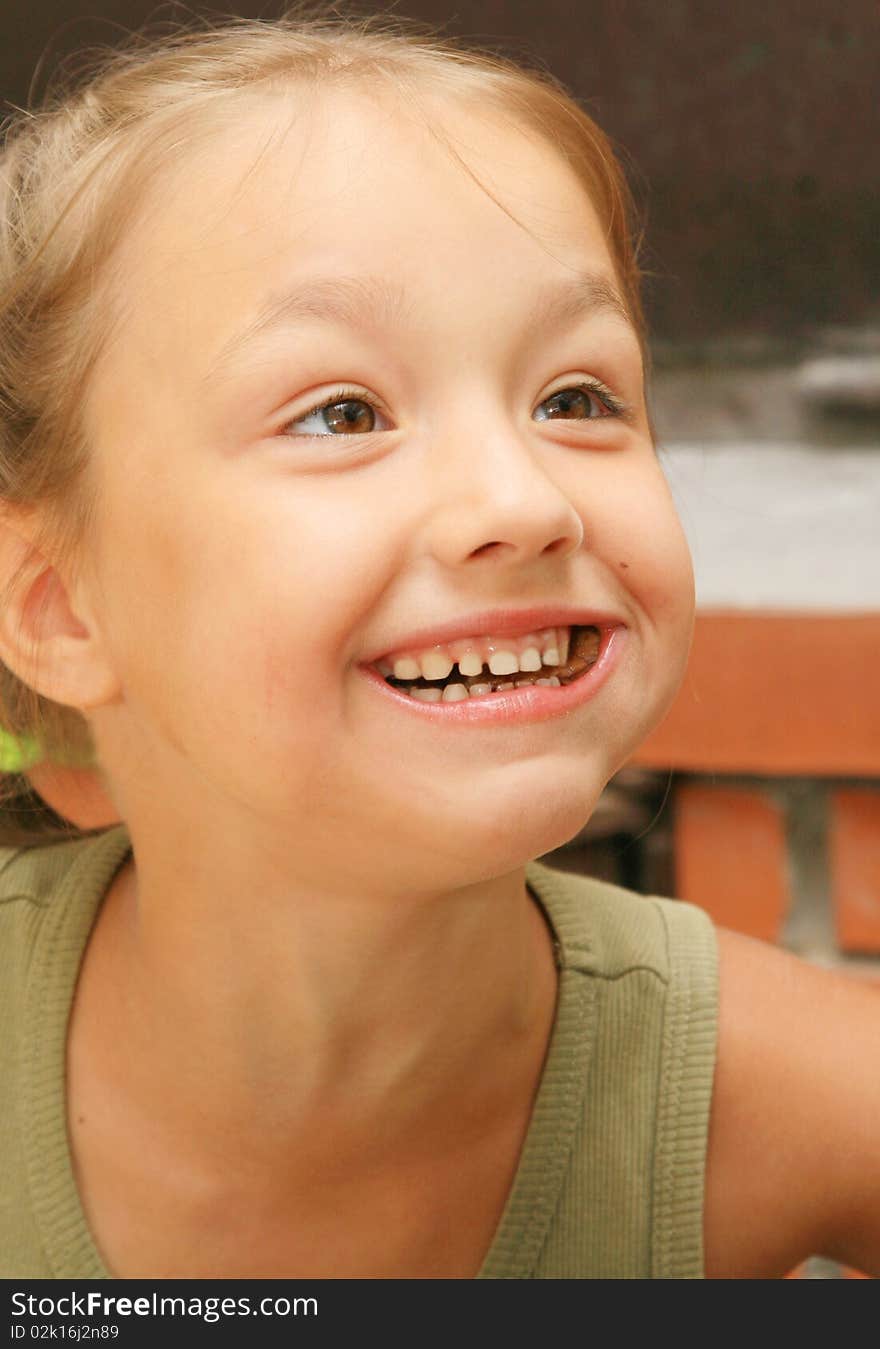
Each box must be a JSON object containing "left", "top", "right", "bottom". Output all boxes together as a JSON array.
[{"left": 80, "top": 87, "right": 694, "bottom": 883}]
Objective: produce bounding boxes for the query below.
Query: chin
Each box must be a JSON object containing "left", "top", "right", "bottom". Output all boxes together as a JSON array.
[{"left": 459, "top": 777, "right": 606, "bottom": 876}]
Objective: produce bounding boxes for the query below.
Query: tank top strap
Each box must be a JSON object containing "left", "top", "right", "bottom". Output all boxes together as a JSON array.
[{"left": 477, "top": 859, "right": 718, "bottom": 1278}]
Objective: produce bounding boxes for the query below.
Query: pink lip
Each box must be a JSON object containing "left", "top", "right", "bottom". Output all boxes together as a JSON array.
[
  {"left": 360, "top": 606, "right": 625, "bottom": 665},
  {"left": 358, "top": 624, "right": 626, "bottom": 726}
]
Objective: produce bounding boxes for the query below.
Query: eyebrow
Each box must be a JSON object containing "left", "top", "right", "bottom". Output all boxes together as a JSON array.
[{"left": 205, "top": 268, "right": 634, "bottom": 383}]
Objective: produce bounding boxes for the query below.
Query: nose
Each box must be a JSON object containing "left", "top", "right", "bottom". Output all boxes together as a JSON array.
[{"left": 422, "top": 410, "right": 585, "bottom": 570}]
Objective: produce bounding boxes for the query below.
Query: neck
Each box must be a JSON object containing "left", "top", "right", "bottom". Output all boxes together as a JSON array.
[{"left": 77, "top": 846, "right": 560, "bottom": 1168}]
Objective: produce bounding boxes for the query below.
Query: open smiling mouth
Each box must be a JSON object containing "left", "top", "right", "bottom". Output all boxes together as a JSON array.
[{"left": 378, "top": 625, "right": 602, "bottom": 702}]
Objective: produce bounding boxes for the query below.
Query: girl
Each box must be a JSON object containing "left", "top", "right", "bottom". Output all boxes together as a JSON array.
[{"left": 0, "top": 8, "right": 877, "bottom": 1280}]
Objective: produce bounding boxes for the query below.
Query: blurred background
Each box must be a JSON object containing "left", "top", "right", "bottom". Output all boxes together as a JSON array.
[{"left": 3, "top": 4, "right": 879, "bottom": 1274}]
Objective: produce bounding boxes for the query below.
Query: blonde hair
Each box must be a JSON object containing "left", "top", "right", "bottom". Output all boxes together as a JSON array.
[{"left": 0, "top": 3, "right": 646, "bottom": 847}]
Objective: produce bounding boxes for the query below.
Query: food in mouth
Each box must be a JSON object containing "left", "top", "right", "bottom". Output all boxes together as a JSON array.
[{"left": 381, "top": 625, "right": 602, "bottom": 701}]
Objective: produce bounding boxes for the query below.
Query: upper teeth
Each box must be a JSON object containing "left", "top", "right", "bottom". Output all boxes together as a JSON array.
[{"left": 377, "top": 626, "right": 572, "bottom": 681}]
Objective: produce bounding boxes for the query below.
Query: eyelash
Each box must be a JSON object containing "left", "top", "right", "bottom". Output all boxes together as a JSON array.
[{"left": 281, "top": 377, "right": 631, "bottom": 438}]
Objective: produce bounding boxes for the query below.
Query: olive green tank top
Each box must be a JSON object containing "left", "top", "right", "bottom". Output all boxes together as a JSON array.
[{"left": 0, "top": 824, "right": 718, "bottom": 1279}]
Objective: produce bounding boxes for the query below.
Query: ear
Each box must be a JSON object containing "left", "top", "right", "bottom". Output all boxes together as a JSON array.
[{"left": 0, "top": 508, "right": 121, "bottom": 712}]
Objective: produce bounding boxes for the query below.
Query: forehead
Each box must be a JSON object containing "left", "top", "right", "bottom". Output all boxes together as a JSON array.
[{"left": 103, "top": 86, "right": 622, "bottom": 360}]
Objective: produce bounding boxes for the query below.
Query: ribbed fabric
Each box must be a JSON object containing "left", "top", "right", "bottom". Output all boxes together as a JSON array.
[
  {"left": 477, "top": 861, "right": 718, "bottom": 1278},
  {"left": 0, "top": 826, "right": 718, "bottom": 1279},
  {"left": 1, "top": 826, "right": 131, "bottom": 1279}
]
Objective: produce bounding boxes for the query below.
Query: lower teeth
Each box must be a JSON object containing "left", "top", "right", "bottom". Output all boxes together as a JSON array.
[{"left": 406, "top": 674, "right": 563, "bottom": 702}]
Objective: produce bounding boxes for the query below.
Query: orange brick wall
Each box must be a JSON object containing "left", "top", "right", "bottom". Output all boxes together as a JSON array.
[
  {"left": 671, "top": 778, "right": 880, "bottom": 962},
  {"left": 629, "top": 611, "right": 880, "bottom": 964},
  {"left": 674, "top": 783, "right": 790, "bottom": 942},
  {"left": 632, "top": 611, "right": 880, "bottom": 776},
  {"left": 831, "top": 790, "right": 880, "bottom": 954}
]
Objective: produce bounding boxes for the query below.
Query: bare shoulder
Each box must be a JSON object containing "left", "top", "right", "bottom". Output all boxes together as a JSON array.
[{"left": 704, "top": 926, "right": 880, "bottom": 1278}]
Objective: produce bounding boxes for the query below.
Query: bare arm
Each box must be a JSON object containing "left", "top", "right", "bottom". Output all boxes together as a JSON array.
[{"left": 704, "top": 927, "right": 880, "bottom": 1278}]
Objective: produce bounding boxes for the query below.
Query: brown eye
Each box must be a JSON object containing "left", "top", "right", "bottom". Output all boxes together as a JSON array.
[
  {"left": 535, "top": 384, "right": 616, "bottom": 422},
  {"left": 282, "top": 389, "right": 388, "bottom": 438},
  {"left": 319, "top": 398, "right": 376, "bottom": 434}
]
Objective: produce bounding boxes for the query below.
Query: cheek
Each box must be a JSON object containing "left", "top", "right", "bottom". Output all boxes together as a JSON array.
[
  {"left": 164, "top": 481, "right": 385, "bottom": 731},
  {"left": 597, "top": 465, "right": 695, "bottom": 626},
  {"left": 636, "top": 514, "right": 695, "bottom": 631}
]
